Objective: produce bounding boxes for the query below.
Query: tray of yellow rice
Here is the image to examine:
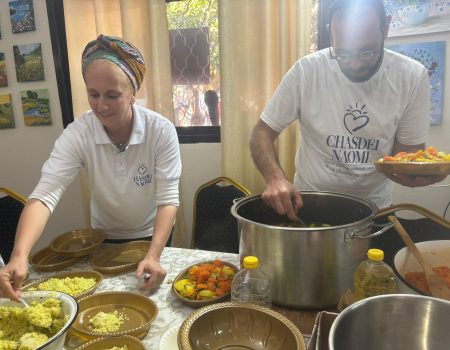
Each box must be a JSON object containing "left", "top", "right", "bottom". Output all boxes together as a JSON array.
[
  {"left": 0, "top": 290, "right": 78, "bottom": 350},
  {"left": 22, "top": 270, "right": 102, "bottom": 301},
  {"left": 73, "top": 335, "right": 145, "bottom": 350},
  {"left": 30, "top": 246, "right": 84, "bottom": 272},
  {"left": 50, "top": 228, "right": 106, "bottom": 258},
  {"left": 69, "top": 291, "right": 158, "bottom": 341},
  {"left": 90, "top": 241, "right": 150, "bottom": 274}
]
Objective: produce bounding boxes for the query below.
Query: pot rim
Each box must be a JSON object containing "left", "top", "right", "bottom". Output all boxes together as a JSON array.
[{"left": 231, "top": 190, "right": 378, "bottom": 231}]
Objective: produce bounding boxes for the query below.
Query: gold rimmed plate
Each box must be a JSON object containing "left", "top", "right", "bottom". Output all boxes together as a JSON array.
[
  {"left": 22, "top": 270, "right": 102, "bottom": 300},
  {"left": 30, "top": 246, "right": 83, "bottom": 272},
  {"left": 172, "top": 260, "right": 238, "bottom": 308},
  {"left": 73, "top": 335, "right": 145, "bottom": 350},
  {"left": 50, "top": 228, "right": 106, "bottom": 258},
  {"left": 90, "top": 240, "right": 150, "bottom": 274},
  {"left": 69, "top": 291, "right": 158, "bottom": 340},
  {"left": 374, "top": 161, "right": 450, "bottom": 176}
]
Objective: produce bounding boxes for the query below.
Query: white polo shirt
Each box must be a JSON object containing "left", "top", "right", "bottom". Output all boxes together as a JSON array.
[
  {"left": 30, "top": 104, "right": 181, "bottom": 239},
  {"left": 261, "top": 49, "right": 430, "bottom": 208}
]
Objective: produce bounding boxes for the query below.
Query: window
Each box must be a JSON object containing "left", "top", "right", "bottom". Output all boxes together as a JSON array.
[{"left": 167, "top": 0, "right": 220, "bottom": 143}]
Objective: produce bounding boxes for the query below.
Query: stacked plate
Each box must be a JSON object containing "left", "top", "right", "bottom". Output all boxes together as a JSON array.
[{"left": 29, "top": 228, "right": 105, "bottom": 271}]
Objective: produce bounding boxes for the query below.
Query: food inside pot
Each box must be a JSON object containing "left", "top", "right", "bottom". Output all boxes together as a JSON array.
[
  {"left": 277, "top": 221, "right": 331, "bottom": 228},
  {"left": 404, "top": 265, "right": 450, "bottom": 294}
]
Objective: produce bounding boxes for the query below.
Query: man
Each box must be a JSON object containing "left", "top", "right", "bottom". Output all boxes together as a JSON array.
[{"left": 250, "top": 0, "right": 444, "bottom": 221}]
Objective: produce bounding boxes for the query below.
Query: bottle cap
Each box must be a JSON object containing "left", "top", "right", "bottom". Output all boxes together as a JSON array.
[
  {"left": 243, "top": 256, "right": 259, "bottom": 269},
  {"left": 367, "top": 248, "right": 384, "bottom": 261}
]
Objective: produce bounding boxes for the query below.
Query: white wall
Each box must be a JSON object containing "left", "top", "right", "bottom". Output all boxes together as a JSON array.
[
  {"left": 386, "top": 31, "right": 450, "bottom": 220},
  {"left": 0, "top": 1, "right": 83, "bottom": 253}
]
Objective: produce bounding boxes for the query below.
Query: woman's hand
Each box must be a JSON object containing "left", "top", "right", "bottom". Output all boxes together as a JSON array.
[
  {"left": 0, "top": 258, "right": 29, "bottom": 301},
  {"left": 135, "top": 255, "right": 167, "bottom": 292}
]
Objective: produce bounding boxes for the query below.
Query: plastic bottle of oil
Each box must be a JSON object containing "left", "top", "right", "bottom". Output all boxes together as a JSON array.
[
  {"left": 231, "top": 256, "right": 271, "bottom": 307},
  {"left": 354, "top": 248, "right": 397, "bottom": 300}
]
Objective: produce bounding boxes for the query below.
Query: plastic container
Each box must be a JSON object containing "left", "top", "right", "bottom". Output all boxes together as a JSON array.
[
  {"left": 231, "top": 256, "right": 271, "bottom": 307},
  {"left": 354, "top": 248, "right": 397, "bottom": 300}
]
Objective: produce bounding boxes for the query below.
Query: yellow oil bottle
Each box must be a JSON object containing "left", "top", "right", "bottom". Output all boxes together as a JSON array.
[{"left": 354, "top": 248, "right": 398, "bottom": 300}]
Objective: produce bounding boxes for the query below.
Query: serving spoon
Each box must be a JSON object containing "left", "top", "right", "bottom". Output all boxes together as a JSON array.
[
  {"left": 18, "top": 297, "right": 30, "bottom": 308},
  {"left": 388, "top": 216, "right": 450, "bottom": 301}
]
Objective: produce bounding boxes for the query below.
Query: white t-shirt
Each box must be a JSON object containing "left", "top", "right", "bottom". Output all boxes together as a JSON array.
[
  {"left": 30, "top": 104, "right": 181, "bottom": 239},
  {"left": 261, "top": 48, "right": 430, "bottom": 208}
]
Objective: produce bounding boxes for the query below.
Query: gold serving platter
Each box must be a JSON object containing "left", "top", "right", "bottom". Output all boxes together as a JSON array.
[
  {"left": 374, "top": 161, "right": 450, "bottom": 176},
  {"left": 50, "top": 228, "right": 106, "bottom": 258},
  {"left": 90, "top": 240, "right": 150, "bottom": 274},
  {"left": 30, "top": 246, "right": 83, "bottom": 272},
  {"left": 69, "top": 291, "right": 158, "bottom": 341},
  {"left": 22, "top": 270, "right": 103, "bottom": 301},
  {"left": 73, "top": 335, "right": 145, "bottom": 350},
  {"left": 172, "top": 260, "right": 238, "bottom": 308}
]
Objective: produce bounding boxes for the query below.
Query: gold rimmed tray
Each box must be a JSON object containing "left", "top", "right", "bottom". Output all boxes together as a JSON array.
[
  {"left": 50, "top": 228, "right": 106, "bottom": 258},
  {"left": 374, "top": 161, "right": 450, "bottom": 176},
  {"left": 73, "top": 335, "right": 145, "bottom": 350},
  {"left": 172, "top": 260, "right": 238, "bottom": 308},
  {"left": 30, "top": 246, "right": 84, "bottom": 272},
  {"left": 22, "top": 270, "right": 103, "bottom": 300},
  {"left": 90, "top": 240, "right": 150, "bottom": 274},
  {"left": 69, "top": 291, "right": 158, "bottom": 341}
]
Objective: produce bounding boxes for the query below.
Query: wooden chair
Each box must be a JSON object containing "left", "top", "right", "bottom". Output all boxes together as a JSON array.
[
  {"left": 0, "top": 187, "right": 26, "bottom": 263},
  {"left": 191, "top": 177, "right": 251, "bottom": 253}
]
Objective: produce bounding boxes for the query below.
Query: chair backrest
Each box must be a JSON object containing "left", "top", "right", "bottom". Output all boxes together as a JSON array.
[
  {"left": 192, "top": 177, "right": 251, "bottom": 253},
  {"left": 0, "top": 187, "right": 26, "bottom": 263}
]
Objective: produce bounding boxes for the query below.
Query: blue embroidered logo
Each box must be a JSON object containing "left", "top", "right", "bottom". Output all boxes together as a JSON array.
[
  {"left": 134, "top": 163, "right": 152, "bottom": 187},
  {"left": 343, "top": 102, "right": 369, "bottom": 135}
]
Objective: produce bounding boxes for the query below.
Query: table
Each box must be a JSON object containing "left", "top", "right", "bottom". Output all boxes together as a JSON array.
[{"left": 28, "top": 247, "right": 318, "bottom": 349}]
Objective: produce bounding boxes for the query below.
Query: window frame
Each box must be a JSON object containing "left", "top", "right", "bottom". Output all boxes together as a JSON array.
[{"left": 46, "top": 0, "right": 220, "bottom": 144}]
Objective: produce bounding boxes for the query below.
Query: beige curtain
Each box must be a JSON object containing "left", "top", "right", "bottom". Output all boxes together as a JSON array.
[
  {"left": 63, "top": 0, "right": 188, "bottom": 245},
  {"left": 219, "top": 0, "right": 312, "bottom": 194}
]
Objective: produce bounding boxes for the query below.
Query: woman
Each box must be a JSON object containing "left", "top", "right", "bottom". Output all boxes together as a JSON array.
[{"left": 0, "top": 35, "right": 181, "bottom": 301}]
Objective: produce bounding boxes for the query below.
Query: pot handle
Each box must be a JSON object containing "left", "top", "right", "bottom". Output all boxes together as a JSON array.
[
  {"left": 375, "top": 203, "right": 450, "bottom": 229},
  {"left": 344, "top": 221, "right": 395, "bottom": 242}
]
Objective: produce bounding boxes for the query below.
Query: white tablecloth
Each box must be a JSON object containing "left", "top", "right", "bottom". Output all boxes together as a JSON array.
[{"left": 28, "top": 247, "right": 240, "bottom": 349}]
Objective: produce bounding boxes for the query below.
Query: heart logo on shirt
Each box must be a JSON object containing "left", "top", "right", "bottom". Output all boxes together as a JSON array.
[
  {"left": 138, "top": 164, "right": 147, "bottom": 175},
  {"left": 344, "top": 110, "right": 369, "bottom": 135}
]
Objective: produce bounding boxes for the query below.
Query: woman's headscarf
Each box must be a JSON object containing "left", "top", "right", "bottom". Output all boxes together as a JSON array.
[{"left": 81, "top": 34, "right": 146, "bottom": 93}]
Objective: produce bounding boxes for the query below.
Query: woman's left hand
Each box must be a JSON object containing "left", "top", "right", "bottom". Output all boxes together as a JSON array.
[{"left": 135, "top": 256, "right": 167, "bottom": 291}]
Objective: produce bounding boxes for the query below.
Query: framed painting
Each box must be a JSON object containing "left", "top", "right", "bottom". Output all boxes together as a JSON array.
[
  {"left": 13, "top": 43, "right": 45, "bottom": 82},
  {"left": 0, "top": 93, "right": 15, "bottom": 129},
  {"left": 21, "top": 88, "right": 52, "bottom": 126},
  {"left": 0, "top": 53, "right": 8, "bottom": 87},
  {"left": 9, "top": 0, "right": 36, "bottom": 34},
  {"left": 387, "top": 41, "right": 446, "bottom": 125},
  {"left": 385, "top": 0, "right": 450, "bottom": 37}
]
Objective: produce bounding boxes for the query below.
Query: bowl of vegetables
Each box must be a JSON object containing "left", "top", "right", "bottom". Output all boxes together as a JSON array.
[{"left": 172, "top": 259, "right": 238, "bottom": 307}]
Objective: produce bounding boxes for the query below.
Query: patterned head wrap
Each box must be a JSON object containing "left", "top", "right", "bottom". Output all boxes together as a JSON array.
[{"left": 82, "top": 34, "right": 146, "bottom": 93}]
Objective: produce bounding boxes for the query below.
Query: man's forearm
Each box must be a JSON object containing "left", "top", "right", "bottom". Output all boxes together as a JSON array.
[{"left": 250, "top": 120, "right": 286, "bottom": 183}]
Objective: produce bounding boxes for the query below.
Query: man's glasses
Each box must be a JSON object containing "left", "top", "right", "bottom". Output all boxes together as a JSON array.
[{"left": 329, "top": 47, "right": 381, "bottom": 64}]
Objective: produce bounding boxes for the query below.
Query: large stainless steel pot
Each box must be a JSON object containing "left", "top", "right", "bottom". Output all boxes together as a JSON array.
[{"left": 231, "top": 191, "right": 394, "bottom": 309}]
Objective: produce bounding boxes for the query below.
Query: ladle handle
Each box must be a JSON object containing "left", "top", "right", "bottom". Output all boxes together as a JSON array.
[
  {"left": 376, "top": 204, "right": 450, "bottom": 229},
  {"left": 387, "top": 216, "right": 427, "bottom": 268}
]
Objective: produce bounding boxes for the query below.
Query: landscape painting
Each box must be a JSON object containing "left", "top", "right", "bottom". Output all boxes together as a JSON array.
[
  {"left": 0, "top": 93, "right": 15, "bottom": 129},
  {"left": 0, "top": 53, "right": 8, "bottom": 87},
  {"left": 13, "top": 43, "right": 45, "bottom": 82},
  {"left": 21, "top": 89, "right": 52, "bottom": 126},
  {"left": 9, "top": 0, "right": 36, "bottom": 33},
  {"left": 387, "top": 41, "right": 446, "bottom": 124}
]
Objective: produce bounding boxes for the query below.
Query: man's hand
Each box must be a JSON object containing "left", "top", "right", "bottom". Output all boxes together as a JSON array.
[
  {"left": 0, "top": 259, "right": 28, "bottom": 301},
  {"left": 135, "top": 255, "right": 167, "bottom": 292},
  {"left": 384, "top": 173, "right": 446, "bottom": 187},
  {"left": 262, "top": 178, "right": 303, "bottom": 221}
]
